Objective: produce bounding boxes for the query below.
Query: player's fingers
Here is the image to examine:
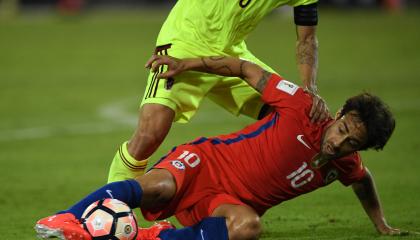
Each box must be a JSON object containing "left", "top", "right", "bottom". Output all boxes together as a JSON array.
[
  {"left": 318, "top": 101, "right": 330, "bottom": 122},
  {"left": 315, "top": 102, "right": 325, "bottom": 122},
  {"left": 158, "top": 69, "right": 178, "bottom": 79},
  {"left": 145, "top": 55, "right": 160, "bottom": 68},
  {"left": 311, "top": 103, "right": 323, "bottom": 123},
  {"left": 398, "top": 231, "right": 410, "bottom": 236},
  {"left": 321, "top": 109, "right": 330, "bottom": 122},
  {"left": 151, "top": 58, "right": 167, "bottom": 72},
  {"left": 309, "top": 96, "right": 319, "bottom": 118},
  {"left": 158, "top": 71, "right": 171, "bottom": 79},
  {"left": 310, "top": 97, "right": 322, "bottom": 122}
]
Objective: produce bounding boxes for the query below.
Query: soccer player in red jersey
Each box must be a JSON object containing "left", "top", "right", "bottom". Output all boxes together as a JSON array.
[{"left": 36, "top": 55, "right": 411, "bottom": 240}]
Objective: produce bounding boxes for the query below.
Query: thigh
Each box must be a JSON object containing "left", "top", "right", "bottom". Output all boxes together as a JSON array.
[
  {"left": 140, "top": 43, "right": 219, "bottom": 123},
  {"left": 141, "top": 145, "right": 209, "bottom": 221},
  {"left": 208, "top": 45, "right": 278, "bottom": 120},
  {"left": 207, "top": 77, "right": 263, "bottom": 119}
]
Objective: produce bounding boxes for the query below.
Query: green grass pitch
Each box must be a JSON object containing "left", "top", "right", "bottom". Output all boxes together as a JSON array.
[{"left": 0, "top": 8, "right": 419, "bottom": 239}]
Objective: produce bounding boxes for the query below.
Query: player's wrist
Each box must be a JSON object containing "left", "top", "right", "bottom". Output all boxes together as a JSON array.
[
  {"left": 179, "top": 58, "right": 193, "bottom": 72},
  {"left": 183, "top": 58, "right": 203, "bottom": 72},
  {"left": 374, "top": 218, "right": 391, "bottom": 233},
  {"left": 304, "top": 85, "right": 318, "bottom": 95}
]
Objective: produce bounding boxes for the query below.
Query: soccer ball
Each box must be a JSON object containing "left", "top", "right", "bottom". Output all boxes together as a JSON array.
[{"left": 81, "top": 198, "right": 138, "bottom": 240}]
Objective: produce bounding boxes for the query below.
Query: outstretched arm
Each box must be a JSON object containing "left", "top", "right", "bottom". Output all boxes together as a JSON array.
[
  {"left": 145, "top": 55, "right": 272, "bottom": 93},
  {"left": 352, "top": 168, "right": 406, "bottom": 235},
  {"left": 295, "top": 23, "right": 329, "bottom": 123},
  {"left": 296, "top": 25, "right": 318, "bottom": 93}
]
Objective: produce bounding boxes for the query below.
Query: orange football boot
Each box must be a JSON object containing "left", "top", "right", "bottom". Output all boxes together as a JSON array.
[
  {"left": 136, "top": 221, "right": 175, "bottom": 240},
  {"left": 35, "top": 213, "right": 92, "bottom": 240}
]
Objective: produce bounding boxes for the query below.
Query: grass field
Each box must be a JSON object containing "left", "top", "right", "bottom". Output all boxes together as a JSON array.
[{"left": 0, "top": 7, "right": 420, "bottom": 239}]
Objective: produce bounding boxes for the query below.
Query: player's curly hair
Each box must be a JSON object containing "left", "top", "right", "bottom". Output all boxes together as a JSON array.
[{"left": 340, "top": 92, "right": 395, "bottom": 151}]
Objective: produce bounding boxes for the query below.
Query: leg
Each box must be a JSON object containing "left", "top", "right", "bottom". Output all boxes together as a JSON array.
[
  {"left": 156, "top": 204, "right": 261, "bottom": 240},
  {"left": 213, "top": 204, "right": 262, "bottom": 240},
  {"left": 107, "top": 103, "right": 175, "bottom": 183},
  {"left": 35, "top": 169, "right": 177, "bottom": 239},
  {"left": 67, "top": 168, "right": 177, "bottom": 219},
  {"left": 136, "top": 169, "right": 177, "bottom": 209},
  {"left": 128, "top": 104, "right": 175, "bottom": 160},
  {"left": 208, "top": 41, "right": 277, "bottom": 120}
]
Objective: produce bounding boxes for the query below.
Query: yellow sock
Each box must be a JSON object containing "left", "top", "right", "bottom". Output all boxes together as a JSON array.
[{"left": 107, "top": 141, "right": 148, "bottom": 183}]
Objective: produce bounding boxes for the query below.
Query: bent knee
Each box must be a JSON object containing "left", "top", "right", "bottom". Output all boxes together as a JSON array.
[
  {"left": 228, "top": 216, "right": 262, "bottom": 240},
  {"left": 137, "top": 171, "right": 176, "bottom": 208}
]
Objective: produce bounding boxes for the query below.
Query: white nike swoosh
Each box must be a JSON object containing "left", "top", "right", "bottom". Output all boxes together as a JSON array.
[
  {"left": 106, "top": 189, "right": 114, "bottom": 198},
  {"left": 297, "top": 134, "right": 311, "bottom": 149},
  {"left": 200, "top": 229, "right": 205, "bottom": 240}
]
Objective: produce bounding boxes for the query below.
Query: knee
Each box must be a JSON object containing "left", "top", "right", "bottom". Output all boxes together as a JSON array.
[
  {"left": 136, "top": 171, "right": 176, "bottom": 208},
  {"left": 228, "top": 215, "right": 262, "bottom": 240},
  {"left": 141, "top": 180, "right": 175, "bottom": 204}
]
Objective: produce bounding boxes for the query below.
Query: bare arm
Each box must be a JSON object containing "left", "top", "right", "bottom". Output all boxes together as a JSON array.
[
  {"left": 145, "top": 55, "right": 272, "bottom": 93},
  {"left": 352, "top": 168, "right": 403, "bottom": 235},
  {"left": 296, "top": 25, "right": 318, "bottom": 93},
  {"left": 296, "top": 25, "right": 330, "bottom": 122}
]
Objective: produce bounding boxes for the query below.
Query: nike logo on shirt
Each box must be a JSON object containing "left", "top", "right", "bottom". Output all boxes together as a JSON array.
[{"left": 297, "top": 134, "right": 311, "bottom": 149}]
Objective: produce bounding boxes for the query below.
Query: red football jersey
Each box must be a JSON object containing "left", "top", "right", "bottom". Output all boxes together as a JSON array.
[{"left": 189, "top": 74, "right": 366, "bottom": 216}]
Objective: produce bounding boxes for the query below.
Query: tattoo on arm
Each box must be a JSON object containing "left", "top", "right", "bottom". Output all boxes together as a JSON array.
[
  {"left": 209, "top": 56, "right": 226, "bottom": 61},
  {"left": 256, "top": 70, "right": 271, "bottom": 92},
  {"left": 297, "top": 37, "right": 318, "bottom": 66},
  {"left": 239, "top": 60, "right": 247, "bottom": 79},
  {"left": 201, "top": 57, "right": 211, "bottom": 69},
  {"left": 201, "top": 57, "right": 233, "bottom": 76}
]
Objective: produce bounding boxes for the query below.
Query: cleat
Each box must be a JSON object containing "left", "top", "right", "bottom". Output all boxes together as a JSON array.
[
  {"left": 136, "top": 220, "right": 175, "bottom": 240},
  {"left": 35, "top": 213, "right": 92, "bottom": 240}
]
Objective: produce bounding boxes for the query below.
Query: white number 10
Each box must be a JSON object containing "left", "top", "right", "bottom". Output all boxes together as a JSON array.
[
  {"left": 287, "top": 162, "right": 314, "bottom": 188},
  {"left": 178, "top": 151, "right": 201, "bottom": 168}
]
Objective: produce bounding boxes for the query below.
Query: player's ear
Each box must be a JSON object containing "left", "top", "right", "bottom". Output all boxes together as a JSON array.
[{"left": 335, "top": 108, "right": 343, "bottom": 120}]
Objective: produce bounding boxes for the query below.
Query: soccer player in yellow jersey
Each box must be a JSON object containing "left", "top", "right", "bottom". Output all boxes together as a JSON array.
[{"left": 107, "top": 0, "right": 329, "bottom": 182}]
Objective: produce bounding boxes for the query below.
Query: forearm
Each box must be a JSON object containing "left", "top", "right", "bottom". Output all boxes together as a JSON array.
[
  {"left": 296, "top": 33, "right": 318, "bottom": 92},
  {"left": 146, "top": 54, "right": 272, "bottom": 93},
  {"left": 182, "top": 56, "right": 269, "bottom": 92},
  {"left": 352, "top": 169, "right": 389, "bottom": 231},
  {"left": 182, "top": 57, "right": 245, "bottom": 78}
]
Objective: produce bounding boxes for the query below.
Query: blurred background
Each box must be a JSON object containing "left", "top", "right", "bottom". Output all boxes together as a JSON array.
[
  {"left": 0, "top": 0, "right": 418, "bottom": 16},
  {"left": 0, "top": 0, "right": 419, "bottom": 239},
  {"left": 2, "top": 0, "right": 420, "bottom": 9}
]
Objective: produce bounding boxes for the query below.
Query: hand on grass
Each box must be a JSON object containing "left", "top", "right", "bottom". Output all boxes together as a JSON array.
[{"left": 377, "top": 225, "right": 420, "bottom": 236}]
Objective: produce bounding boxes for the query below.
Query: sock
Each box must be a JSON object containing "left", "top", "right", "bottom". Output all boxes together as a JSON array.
[
  {"left": 158, "top": 217, "right": 228, "bottom": 240},
  {"left": 107, "top": 141, "right": 149, "bottom": 183},
  {"left": 59, "top": 179, "right": 143, "bottom": 219}
]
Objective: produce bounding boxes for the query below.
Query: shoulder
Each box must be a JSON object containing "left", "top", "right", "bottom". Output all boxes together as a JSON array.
[{"left": 262, "top": 74, "right": 312, "bottom": 113}]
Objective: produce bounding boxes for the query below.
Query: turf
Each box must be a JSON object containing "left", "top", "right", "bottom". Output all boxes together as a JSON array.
[{"left": 0, "top": 7, "right": 419, "bottom": 239}]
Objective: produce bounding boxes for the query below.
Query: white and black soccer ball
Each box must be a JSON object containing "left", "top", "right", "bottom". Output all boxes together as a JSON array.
[{"left": 81, "top": 198, "right": 138, "bottom": 240}]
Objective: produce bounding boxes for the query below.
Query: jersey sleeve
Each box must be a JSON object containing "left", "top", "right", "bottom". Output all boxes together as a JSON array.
[
  {"left": 337, "top": 152, "right": 367, "bottom": 186},
  {"left": 288, "top": 0, "right": 318, "bottom": 7},
  {"left": 261, "top": 73, "right": 308, "bottom": 111}
]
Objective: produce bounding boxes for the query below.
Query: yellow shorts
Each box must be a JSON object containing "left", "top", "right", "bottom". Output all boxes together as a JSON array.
[{"left": 140, "top": 42, "right": 277, "bottom": 123}]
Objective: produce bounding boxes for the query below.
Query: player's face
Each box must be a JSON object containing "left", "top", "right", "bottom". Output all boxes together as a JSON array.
[{"left": 320, "top": 111, "right": 367, "bottom": 160}]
